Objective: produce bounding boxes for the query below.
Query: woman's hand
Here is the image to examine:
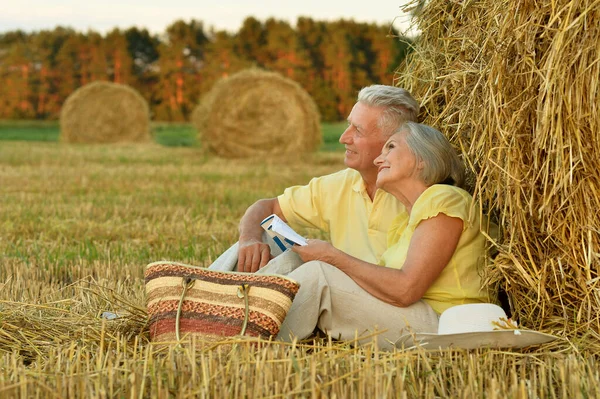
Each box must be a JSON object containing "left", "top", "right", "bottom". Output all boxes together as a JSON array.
[{"left": 291, "top": 239, "right": 338, "bottom": 264}]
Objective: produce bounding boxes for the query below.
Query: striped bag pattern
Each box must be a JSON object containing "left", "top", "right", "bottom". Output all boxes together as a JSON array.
[{"left": 145, "top": 261, "right": 300, "bottom": 343}]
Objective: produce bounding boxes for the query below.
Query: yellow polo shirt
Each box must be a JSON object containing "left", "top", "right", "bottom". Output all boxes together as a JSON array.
[
  {"left": 379, "top": 185, "right": 493, "bottom": 314},
  {"left": 278, "top": 168, "right": 405, "bottom": 263}
]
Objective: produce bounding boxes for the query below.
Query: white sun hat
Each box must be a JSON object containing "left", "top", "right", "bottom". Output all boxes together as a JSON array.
[{"left": 413, "top": 303, "right": 558, "bottom": 350}]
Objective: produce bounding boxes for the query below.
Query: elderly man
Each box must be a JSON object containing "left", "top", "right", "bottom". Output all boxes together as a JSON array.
[{"left": 209, "top": 85, "right": 419, "bottom": 273}]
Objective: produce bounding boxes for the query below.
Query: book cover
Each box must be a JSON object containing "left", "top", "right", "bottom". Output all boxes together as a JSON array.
[{"left": 260, "top": 214, "right": 307, "bottom": 252}]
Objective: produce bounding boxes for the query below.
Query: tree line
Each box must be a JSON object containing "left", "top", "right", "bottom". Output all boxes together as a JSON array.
[{"left": 0, "top": 17, "right": 412, "bottom": 122}]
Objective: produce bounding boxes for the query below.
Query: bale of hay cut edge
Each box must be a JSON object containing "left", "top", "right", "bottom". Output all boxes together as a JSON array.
[
  {"left": 60, "top": 81, "right": 151, "bottom": 144},
  {"left": 193, "top": 69, "right": 321, "bottom": 158}
]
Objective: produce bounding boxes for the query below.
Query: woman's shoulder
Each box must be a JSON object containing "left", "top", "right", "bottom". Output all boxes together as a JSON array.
[
  {"left": 410, "top": 184, "right": 474, "bottom": 225},
  {"left": 421, "top": 184, "right": 472, "bottom": 201}
]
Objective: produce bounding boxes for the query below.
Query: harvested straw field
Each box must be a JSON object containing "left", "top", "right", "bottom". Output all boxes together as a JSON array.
[
  {"left": 1, "top": 141, "right": 599, "bottom": 398},
  {"left": 2, "top": 0, "right": 600, "bottom": 396},
  {"left": 397, "top": 0, "right": 600, "bottom": 345},
  {"left": 192, "top": 69, "right": 321, "bottom": 158},
  {"left": 60, "top": 81, "right": 151, "bottom": 144}
]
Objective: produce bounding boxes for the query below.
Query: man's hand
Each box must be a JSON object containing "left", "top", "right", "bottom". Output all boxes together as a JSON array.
[
  {"left": 236, "top": 197, "right": 283, "bottom": 272},
  {"left": 237, "top": 239, "right": 272, "bottom": 273}
]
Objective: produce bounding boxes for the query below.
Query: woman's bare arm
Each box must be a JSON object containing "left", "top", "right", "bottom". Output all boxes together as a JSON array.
[{"left": 292, "top": 213, "right": 463, "bottom": 307}]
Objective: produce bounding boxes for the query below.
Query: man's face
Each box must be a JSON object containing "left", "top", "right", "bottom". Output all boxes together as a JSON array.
[{"left": 339, "top": 102, "right": 388, "bottom": 175}]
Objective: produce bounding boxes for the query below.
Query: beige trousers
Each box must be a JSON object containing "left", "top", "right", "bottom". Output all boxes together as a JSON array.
[
  {"left": 208, "top": 239, "right": 439, "bottom": 351},
  {"left": 277, "top": 261, "right": 439, "bottom": 351}
]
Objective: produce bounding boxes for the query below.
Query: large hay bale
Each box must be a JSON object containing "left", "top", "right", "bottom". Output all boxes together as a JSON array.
[
  {"left": 60, "top": 81, "right": 150, "bottom": 143},
  {"left": 397, "top": 0, "right": 600, "bottom": 347},
  {"left": 192, "top": 69, "right": 321, "bottom": 158}
]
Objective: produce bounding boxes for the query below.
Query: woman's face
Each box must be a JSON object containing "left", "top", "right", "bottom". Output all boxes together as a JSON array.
[{"left": 374, "top": 131, "right": 420, "bottom": 190}]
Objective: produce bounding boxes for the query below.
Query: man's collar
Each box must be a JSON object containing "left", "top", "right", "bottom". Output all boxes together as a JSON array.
[
  {"left": 352, "top": 174, "right": 366, "bottom": 193},
  {"left": 349, "top": 169, "right": 381, "bottom": 198}
]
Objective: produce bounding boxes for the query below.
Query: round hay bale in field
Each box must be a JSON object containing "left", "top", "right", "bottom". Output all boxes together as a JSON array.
[
  {"left": 60, "top": 81, "right": 150, "bottom": 144},
  {"left": 192, "top": 69, "right": 321, "bottom": 158}
]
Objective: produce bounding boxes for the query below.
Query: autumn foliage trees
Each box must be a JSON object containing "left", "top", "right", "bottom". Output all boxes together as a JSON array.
[{"left": 0, "top": 18, "right": 412, "bottom": 122}]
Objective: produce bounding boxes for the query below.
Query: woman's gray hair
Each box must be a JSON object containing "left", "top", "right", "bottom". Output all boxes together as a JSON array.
[
  {"left": 357, "top": 85, "right": 420, "bottom": 135},
  {"left": 399, "top": 121, "right": 465, "bottom": 188}
]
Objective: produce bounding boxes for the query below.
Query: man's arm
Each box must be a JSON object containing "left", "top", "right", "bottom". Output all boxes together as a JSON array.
[{"left": 237, "top": 198, "right": 286, "bottom": 272}]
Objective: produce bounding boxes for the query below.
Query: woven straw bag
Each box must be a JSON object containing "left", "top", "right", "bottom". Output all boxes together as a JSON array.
[{"left": 145, "top": 261, "right": 300, "bottom": 343}]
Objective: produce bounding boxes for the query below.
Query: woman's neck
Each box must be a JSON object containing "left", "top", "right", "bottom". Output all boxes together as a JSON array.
[{"left": 387, "top": 180, "right": 430, "bottom": 214}]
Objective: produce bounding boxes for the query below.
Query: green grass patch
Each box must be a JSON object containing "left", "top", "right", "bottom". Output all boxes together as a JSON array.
[
  {"left": 0, "top": 120, "right": 346, "bottom": 151},
  {"left": 151, "top": 122, "right": 198, "bottom": 147},
  {"left": 0, "top": 120, "right": 60, "bottom": 141},
  {"left": 320, "top": 121, "right": 346, "bottom": 152}
]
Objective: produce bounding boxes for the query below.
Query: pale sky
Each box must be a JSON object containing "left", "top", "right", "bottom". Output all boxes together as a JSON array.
[{"left": 0, "top": 0, "right": 416, "bottom": 35}]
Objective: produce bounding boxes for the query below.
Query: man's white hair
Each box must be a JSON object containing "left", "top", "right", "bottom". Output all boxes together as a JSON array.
[{"left": 357, "top": 85, "right": 420, "bottom": 136}]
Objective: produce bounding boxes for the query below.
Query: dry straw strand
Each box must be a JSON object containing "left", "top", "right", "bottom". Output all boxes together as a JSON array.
[
  {"left": 192, "top": 69, "right": 322, "bottom": 158},
  {"left": 60, "top": 81, "right": 151, "bottom": 144},
  {"left": 397, "top": 0, "right": 600, "bottom": 346}
]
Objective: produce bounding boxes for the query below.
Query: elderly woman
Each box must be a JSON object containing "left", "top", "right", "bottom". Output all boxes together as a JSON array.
[{"left": 277, "top": 121, "right": 494, "bottom": 349}]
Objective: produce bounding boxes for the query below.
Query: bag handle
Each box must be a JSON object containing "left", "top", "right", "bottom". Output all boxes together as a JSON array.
[
  {"left": 176, "top": 277, "right": 195, "bottom": 342},
  {"left": 237, "top": 284, "right": 250, "bottom": 336},
  {"left": 175, "top": 279, "right": 252, "bottom": 342}
]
